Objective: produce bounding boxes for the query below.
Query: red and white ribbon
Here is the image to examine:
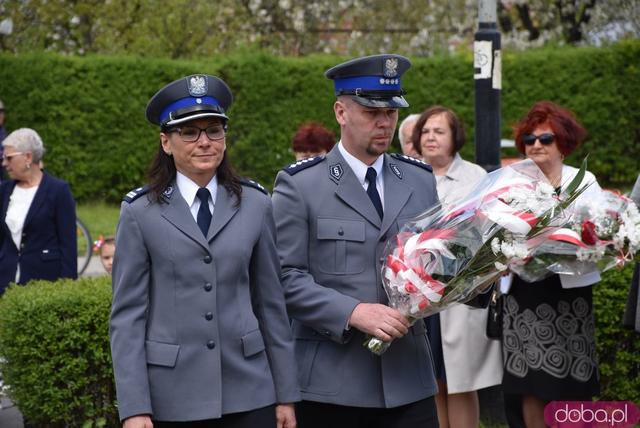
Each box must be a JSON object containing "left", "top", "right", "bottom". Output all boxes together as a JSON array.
[{"left": 548, "top": 228, "right": 587, "bottom": 248}]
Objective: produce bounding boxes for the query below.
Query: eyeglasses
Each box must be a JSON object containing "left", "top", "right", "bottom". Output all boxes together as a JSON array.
[
  {"left": 1, "top": 152, "right": 24, "bottom": 161},
  {"left": 523, "top": 133, "right": 555, "bottom": 146},
  {"left": 168, "top": 125, "right": 225, "bottom": 142}
]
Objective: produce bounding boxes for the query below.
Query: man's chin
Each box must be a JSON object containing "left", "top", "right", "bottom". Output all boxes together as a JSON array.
[{"left": 367, "top": 142, "right": 390, "bottom": 156}]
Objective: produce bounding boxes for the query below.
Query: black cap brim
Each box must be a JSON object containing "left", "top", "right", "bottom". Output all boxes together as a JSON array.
[
  {"left": 349, "top": 95, "right": 409, "bottom": 108},
  {"left": 162, "top": 103, "right": 228, "bottom": 126}
]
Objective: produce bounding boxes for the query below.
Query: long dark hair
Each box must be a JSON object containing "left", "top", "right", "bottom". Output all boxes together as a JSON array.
[{"left": 147, "top": 140, "right": 242, "bottom": 205}]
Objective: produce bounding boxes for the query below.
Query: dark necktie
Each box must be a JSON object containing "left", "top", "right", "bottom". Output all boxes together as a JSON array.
[
  {"left": 196, "top": 187, "right": 212, "bottom": 237},
  {"left": 365, "top": 167, "right": 383, "bottom": 219}
]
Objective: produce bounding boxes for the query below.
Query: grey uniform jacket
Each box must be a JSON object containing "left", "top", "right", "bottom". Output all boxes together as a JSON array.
[
  {"left": 272, "top": 146, "right": 439, "bottom": 408},
  {"left": 109, "top": 181, "right": 300, "bottom": 422}
]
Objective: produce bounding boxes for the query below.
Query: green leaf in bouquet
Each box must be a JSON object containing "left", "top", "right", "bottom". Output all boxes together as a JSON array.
[
  {"left": 555, "top": 157, "right": 593, "bottom": 214},
  {"left": 564, "top": 155, "right": 588, "bottom": 196},
  {"left": 528, "top": 156, "right": 592, "bottom": 238}
]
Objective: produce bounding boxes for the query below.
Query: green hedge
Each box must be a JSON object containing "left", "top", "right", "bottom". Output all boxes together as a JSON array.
[
  {"left": 593, "top": 263, "right": 640, "bottom": 401},
  {"left": 0, "top": 269, "right": 637, "bottom": 424},
  {"left": 0, "top": 277, "right": 117, "bottom": 427},
  {"left": 0, "top": 42, "right": 638, "bottom": 203}
]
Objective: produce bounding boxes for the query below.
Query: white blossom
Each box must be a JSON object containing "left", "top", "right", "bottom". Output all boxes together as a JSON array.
[
  {"left": 491, "top": 238, "right": 501, "bottom": 255},
  {"left": 495, "top": 261, "right": 508, "bottom": 271}
]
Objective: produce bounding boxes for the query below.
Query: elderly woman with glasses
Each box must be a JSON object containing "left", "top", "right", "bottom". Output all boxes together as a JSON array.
[
  {"left": 0, "top": 128, "right": 77, "bottom": 295},
  {"left": 501, "top": 101, "right": 603, "bottom": 428}
]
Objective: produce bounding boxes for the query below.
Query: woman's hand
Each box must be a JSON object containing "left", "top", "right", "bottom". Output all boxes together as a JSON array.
[
  {"left": 123, "top": 415, "right": 153, "bottom": 428},
  {"left": 276, "top": 403, "right": 297, "bottom": 428}
]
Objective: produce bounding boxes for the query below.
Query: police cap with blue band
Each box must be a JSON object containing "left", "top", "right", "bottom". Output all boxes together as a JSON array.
[
  {"left": 325, "top": 54, "right": 411, "bottom": 109},
  {"left": 145, "top": 74, "right": 233, "bottom": 127}
]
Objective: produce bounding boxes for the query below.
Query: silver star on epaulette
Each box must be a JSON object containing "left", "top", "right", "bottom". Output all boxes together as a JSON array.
[
  {"left": 250, "top": 180, "right": 265, "bottom": 191},
  {"left": 403, "top": 155, "right": 426, "bottom": 165},
  {"left": 126, "top": 187, "right": 144, "bottom": 199}
]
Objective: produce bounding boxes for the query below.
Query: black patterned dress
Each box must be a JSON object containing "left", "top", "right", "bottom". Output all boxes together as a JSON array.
[{"left": 501, "top": 274, "right": 600, "bottom": 400}]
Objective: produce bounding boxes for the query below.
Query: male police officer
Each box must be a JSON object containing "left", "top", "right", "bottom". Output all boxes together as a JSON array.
[{"left": 272, "top": 55, "right": 440, "bottom": 427}]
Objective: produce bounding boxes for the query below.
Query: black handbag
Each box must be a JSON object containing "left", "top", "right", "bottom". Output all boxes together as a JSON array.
[{"left": 486, "top": 288, "right": 503, "bottom": 340}]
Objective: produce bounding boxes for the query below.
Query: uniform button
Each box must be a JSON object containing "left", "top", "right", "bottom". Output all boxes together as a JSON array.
[
  {"left": 207, "top": 340, "right": 216, "bottom": 349},
  {"left": 205, "top": 312, "right": 213, "bottom": 321},
  {"left": 203, "top": 255, "right": 212, "bottom": 264},
  {"left": 338, "top": 227, "right": 344, "bottom": 236},
  {"left": 204, "top": 283, "right": 213, "bottom": 292}
]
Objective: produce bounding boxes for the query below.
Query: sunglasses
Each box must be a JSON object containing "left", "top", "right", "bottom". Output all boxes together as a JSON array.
[{"left": 523, "top": 133, "right": 555, "bottom": 146}]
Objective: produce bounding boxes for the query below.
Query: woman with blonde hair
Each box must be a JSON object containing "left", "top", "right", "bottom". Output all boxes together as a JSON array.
[{"left": 0, "top": 128, "right": 77, "bottom": 294}]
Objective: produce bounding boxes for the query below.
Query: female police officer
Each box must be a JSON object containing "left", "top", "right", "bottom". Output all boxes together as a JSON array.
[{"left": 109, "top": 75, "right": 299, "bottom": 428}]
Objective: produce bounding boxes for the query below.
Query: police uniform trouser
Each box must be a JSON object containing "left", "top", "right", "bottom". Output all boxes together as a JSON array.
[
  {"left": 296, "top": 397, "right": 439, "bottom": 428},
  {"left": 153, "top": 404, "right": 276, "bottom": 428}
]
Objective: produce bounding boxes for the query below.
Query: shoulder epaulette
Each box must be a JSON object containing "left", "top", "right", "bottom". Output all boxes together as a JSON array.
[
  {"left": 240, "top": 178, "right": 268, "bottom": 195},
  {"left": 282, "top": 156, "right": 326, "bottom": 175},
  {"left": 123, "top": 186, "right": 150, "bottom": 203},
  {"left": 389, "top": 153, "right": 433, "bottom": 173}
]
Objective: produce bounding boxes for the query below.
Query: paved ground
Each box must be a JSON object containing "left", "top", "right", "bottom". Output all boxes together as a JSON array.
[
  {"left": 0, "top": 397, "right": 23, "bottom": 428},
  {"left": 80, "top": 254, "right": 109, "bottom": 277}
]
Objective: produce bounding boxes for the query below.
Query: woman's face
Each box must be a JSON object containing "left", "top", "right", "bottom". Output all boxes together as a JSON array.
[
  {"left": 524, "top": 123, "right": 564, "bottom": 170},
  {"left": 160, "top": 117, "right": 226, "bottom": 183},
  {"left": 419, "top": 113, "right": 455, "bottom": 164},
  {"left": 2, "top": 145, "right": 32, "bottom": 181}
]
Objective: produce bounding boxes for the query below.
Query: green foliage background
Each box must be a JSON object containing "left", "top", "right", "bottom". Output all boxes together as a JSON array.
[
  {"left": 0, "top": 277, "right": 117, "bottom": 427},
  {"left": 593, "top": 263, "right": 640, "bottom": 401},
  {"left": 0, "top": 41, "right": 638, "bottom": 202}
]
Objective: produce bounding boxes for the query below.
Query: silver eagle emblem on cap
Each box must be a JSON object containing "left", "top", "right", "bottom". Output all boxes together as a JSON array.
[
  {"left": 383, "top": 58, "right": 398, "bottom": 78},
  {"left": 188, "top": 75, "right": 207, "bottom": 96}
]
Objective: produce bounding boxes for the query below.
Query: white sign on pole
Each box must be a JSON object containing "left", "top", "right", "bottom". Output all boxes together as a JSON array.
[
  {"left": 474, "top": 40, "right": 492, "bottom": 80},
  {"left": 492, "top": 49, "right": 502, "bottom": 89}
]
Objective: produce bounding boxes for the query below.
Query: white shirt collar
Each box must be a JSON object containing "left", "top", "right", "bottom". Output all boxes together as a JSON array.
[
  {"left": 441, "top": 153, "right": 465, "bottom": 181},
  {"left": 338, "top": 142, "right": 384, "bottom": 187},
  {"left": 176, "top": 172, "right": 218, "bottom": 208}
]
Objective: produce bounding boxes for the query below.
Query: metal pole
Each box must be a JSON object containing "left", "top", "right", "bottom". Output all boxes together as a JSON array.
[{"left": 474, "top": 0, "right": 501, "bottom": 172}]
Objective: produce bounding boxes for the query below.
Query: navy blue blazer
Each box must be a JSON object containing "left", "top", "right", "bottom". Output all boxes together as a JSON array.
[{"left": 0, "top": 172, "right": 77, "bottom": 294}]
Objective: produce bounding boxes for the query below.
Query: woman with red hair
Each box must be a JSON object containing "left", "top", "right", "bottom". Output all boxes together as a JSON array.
[
  {"left": 502, "top": 101, "right": 603, "bottom": 428},
  {"left": 291, "top": 122, "right": 336, "bottom": 160}
]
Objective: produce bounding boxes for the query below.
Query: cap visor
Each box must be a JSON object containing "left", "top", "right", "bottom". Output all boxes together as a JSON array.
[
  {"left": 350, "top": 95, "right": 409, "bottom": 108},
  {"left": 165, "top": 112, "right": 228, "bottom": 127}
]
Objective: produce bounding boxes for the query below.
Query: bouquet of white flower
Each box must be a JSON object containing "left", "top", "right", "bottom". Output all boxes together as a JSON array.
[
  {"left": 364, "top": 159, "right": 590, "bottom": 355},
  {"left": 511, "top": 189, "right": 640, "bottom": 282}
]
